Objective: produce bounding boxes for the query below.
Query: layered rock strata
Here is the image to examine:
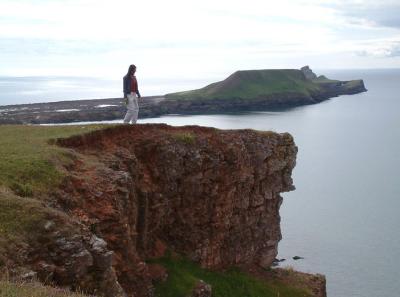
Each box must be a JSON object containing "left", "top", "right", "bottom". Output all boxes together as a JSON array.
[{"left": 52, "top": 124, "right": 297, "bottom": 296}]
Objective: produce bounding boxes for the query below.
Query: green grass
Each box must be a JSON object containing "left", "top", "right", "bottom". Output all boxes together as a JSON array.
[
  {"left": 0, "top": 125, "right": 110, "bottom": 196},
  {"left": 0, "top": 190, "right": 59, "bottom": 268},
  {"left": 0, "top": 191, "right": 47, "bottom": 239},
  {"left": 172, "top": 132, "right": 196, "bottom": 145},
  {"left": 151, "top": 255, "right": 312, "bottom": 297},
  {"left": 0, "top": 281, "right": 90, "bottom": 297},
  {"left": 166, "top": 69, "right": 323, "bottom": 100}
]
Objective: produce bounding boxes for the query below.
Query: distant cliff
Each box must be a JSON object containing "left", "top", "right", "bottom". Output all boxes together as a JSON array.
[
  {"left": 0, "top": 66, "right": 366, "bottom": 124},
  {"left": 162, "top": 66, "right": 367, "bottom": 111}
]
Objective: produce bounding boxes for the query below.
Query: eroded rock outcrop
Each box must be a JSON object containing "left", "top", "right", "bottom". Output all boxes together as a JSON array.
[
  {"left": 0, "top": 191, "right": 126, "bottom": 297},
  {"left": 52, "top": 124, "right": 297, "bottom": 296},
  {"left": 301, "top": 65, "right": 318, "bottom": 80}
]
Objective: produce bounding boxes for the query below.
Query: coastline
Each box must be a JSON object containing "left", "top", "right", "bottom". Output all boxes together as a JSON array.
[{"left": 0, "top": 84, "right": 366, "bottom": 125}]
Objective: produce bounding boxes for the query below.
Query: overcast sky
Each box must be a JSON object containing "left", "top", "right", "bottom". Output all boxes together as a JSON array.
[{"left": 1, "top": 0, "right": 400, "bottom": 82}]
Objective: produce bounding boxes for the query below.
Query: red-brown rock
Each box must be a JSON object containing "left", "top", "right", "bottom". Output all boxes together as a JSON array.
[
  {"left": 191, "top": 280, "right": 212, "bottom": 297},
  {"left": 53, "top": 124, "right": 298, "bottom": 296}
]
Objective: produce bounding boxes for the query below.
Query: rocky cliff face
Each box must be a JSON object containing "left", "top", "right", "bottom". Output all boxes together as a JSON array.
[
  {"left": 50, "top": 124, "right": 297, "bottom": 296},
  {"left": 301, "top": 66, "right": 318, "bottom": 80}
]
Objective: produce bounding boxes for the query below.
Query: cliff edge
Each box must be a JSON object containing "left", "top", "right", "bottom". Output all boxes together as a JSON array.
[
  {"left": 0, "top": 124, "right": 326, "bottom": 297},
  {"left": 55, "top": 124, "right": 297, "bottom": 296}
]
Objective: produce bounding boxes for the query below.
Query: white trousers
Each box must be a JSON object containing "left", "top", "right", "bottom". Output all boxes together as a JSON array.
[{"left": 124, "top": 93, "right": 139, "bottom": 124}]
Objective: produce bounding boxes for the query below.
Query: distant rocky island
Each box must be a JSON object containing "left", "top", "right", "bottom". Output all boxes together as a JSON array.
[{"left": 0, "top": 66, "right": 367, "bottom": 124}]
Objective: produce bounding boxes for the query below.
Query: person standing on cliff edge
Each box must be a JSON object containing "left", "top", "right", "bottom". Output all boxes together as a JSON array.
[{"left": 123, "top": 64, "right": 141, "bottom": 124}]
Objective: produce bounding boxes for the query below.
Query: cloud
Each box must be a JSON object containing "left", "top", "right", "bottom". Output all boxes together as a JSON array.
[
  {"left": 1, "top": 0, "right": 400, "bottom": 78},
  {"left": 0, "top": 38, "right": 130, "bottom": 55},
  {"left": 357, "top": 41, "right": 400, "bottom": 57},
  {"left": 324, "top": 0, "right": 400, "bottom": 29}
]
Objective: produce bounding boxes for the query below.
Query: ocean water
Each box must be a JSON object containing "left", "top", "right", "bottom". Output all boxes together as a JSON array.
[
  {"left": 0, "top": 76, "right": 212, "bottom": 106},
  {"left": 0, "top": 76, "right": 123, "bottom": 105},
  {"left": 136, "top": 69, "right": 399, "bottom": 297},
  {"left": 3, "top": 69, "right": 400, "bottom": 296}
]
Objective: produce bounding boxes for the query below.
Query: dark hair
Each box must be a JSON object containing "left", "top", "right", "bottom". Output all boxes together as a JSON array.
[{"left": 127, "top": 64, "right": 136, "bottom": 76}]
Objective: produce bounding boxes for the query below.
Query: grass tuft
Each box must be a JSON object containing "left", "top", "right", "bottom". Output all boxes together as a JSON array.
[
  {"left": 172, "top": 132, "right": 196, "bottom": 145},
  {"left": 9, "top": 182, "right": 33, "bottom": 198}
]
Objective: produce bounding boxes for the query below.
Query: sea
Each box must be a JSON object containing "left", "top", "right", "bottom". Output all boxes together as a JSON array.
[{"left": 1, "top": 69, "right": 399, "bottom": 297}]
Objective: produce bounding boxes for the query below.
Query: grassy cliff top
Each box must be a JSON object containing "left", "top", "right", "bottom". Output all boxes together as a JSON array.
[
  {"left": 0, "top": 125, "right": 109, "bottom": 196},
  {"left": 166, "top": 69, "right": 323, "bottom": 100}
]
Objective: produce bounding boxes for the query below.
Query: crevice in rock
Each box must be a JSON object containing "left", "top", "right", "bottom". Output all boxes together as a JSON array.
[{"left": 137, "top": 190, "right": 149, "bottom": 253}]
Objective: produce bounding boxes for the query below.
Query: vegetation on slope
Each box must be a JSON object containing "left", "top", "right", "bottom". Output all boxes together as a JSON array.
[
  {"left": 0, "top": 280, "right": 89, "bottom": 297},
  {"left": 166, "top": 69, "right": 323, "bottom": 100},
  {"left": 152, "top": 255, "right": 313, "bottom": 297},
  {"left": 0, "top": 124, "right": 109, "bottom": 274},
  {"left": 0, "top": 125, "right": 108, "bottom": 196},
  {"left": 0, "top": 187, "right": 96, "bottom": 279},
  {"left": 0, "top": 191, "right": 46, "bottom": 255}
]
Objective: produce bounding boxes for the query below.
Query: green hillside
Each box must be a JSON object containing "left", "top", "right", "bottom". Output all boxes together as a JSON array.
[{"left": 166, "top": 69, "right": 323, "bottom": 100}]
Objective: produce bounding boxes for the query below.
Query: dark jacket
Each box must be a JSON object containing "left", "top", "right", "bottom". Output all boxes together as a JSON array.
[{"left": 123, "top": 74, "right": 141, "bottom": 97}]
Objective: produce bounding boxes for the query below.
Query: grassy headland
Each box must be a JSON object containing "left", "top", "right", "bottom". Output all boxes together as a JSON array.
[
  {"left": 166, "top": 69, "right": 324, "bottom": 100},
  {"left": 166, "top": 69, "right": 365, "bottom": 100}
]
